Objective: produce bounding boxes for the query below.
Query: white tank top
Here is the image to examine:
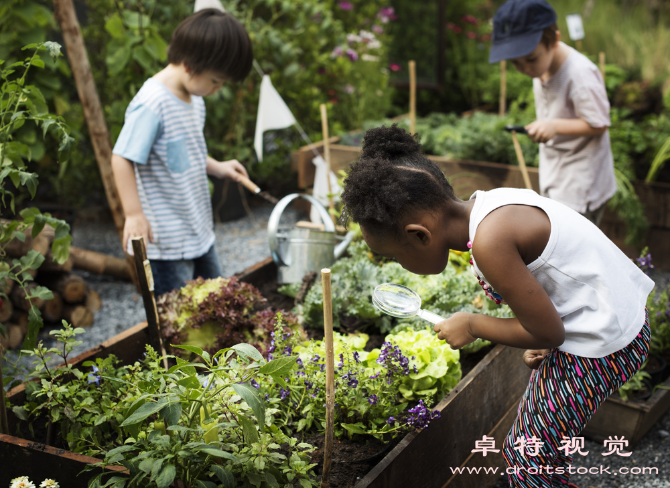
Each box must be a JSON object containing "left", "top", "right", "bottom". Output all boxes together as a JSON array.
[{"left": 468, "top": 188, "right": 654, "bottom": 358}]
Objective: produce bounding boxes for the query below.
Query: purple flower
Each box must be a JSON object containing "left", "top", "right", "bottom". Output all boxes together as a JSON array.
[
  {"left": 369, "top": 372, "right": 380, "bottom": 379},
  {"left": 331, "top": 46, "right": 344, "bottom": 58},
  {"left": 387, "top": 416, "right": 395, "bottom": 424},
  {"left": 342, "top": 371, "right": 358, "bottom": 388},
  {"left": 311, "top": 354, "right": 321, "bottom": 364},
  {"left": 368, "top": 394, "right": 378, "bottom": 405},
  {"left": 377, "top": 6, "right": 397, "bottom": 23},
  {"left": 265, "top": 394, "right": 270, "bottom": 401},
  {"left": 372, "top": 25, "right": 383, "bottom": 35},
  {"left": 268, "top": 339, "right": 276, "bottom": 353},
  {"left": 87, "top": 365, "right": 100, "bottom": 386},
  {"left": 304, "top": 380, "right": 313, "bottom": 390},
  {"left": 353, "top": 351, "right": 360, "bottom": 363},
  {"left": 250, "top": 379, "right": 260, "bottom": 389},
  {"left": 405, "top": 400, "right": 441, "bottom": 430},
  {"left": 338, "top": 1, "right": 353, "bottom": 10},
  {"left": 636, "top": 253, "right": 654, "bottom": 275},
  {"left": 280, "top": 387, "right": 289, "bottom": 400},
  {"left": 283, "top": 345, "right": 293, "bottom": 356},
  {"left": 296, "top": 357, "right": 304, "bottom": 368},
  {"left": 346, "top": 49, "right": 359, "bottom": 61},
  {"left": 297, "top": 371, "right": 306, "bottom": 377},
  {"left": 337, "top": 354, "right": 344, "bottom": 369}
]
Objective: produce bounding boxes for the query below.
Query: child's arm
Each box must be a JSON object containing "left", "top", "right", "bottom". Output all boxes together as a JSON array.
[
  {"left": 206, "top": 156, "right": 249, "bottom": 181},
  {"left": 525, "top": 118, "right": 607, "bottom": 143},
  {"left": 434, "top": 206, "right": 565, "bottom": 351},
  {"left": 111, "top": 154, "right": 153, "bottom": 253}
]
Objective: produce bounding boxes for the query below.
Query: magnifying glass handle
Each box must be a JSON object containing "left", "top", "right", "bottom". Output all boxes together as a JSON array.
[{"left": 417, "top": 308, "right": 447, "bottom": 325}]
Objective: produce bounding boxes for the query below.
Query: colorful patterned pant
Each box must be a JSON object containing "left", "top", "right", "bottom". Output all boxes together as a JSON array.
[{"left": 502, "top": 310, "right": 650, "bottom": 487}]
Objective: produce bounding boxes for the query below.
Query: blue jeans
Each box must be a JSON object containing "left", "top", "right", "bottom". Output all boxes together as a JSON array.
[{"left": 150, "top": 245, "right": 223, "bottom": 297}]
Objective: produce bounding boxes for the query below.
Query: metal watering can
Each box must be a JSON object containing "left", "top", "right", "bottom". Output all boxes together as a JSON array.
[{"left": 268, "top": 194, "right": 355, "bottom": 284}]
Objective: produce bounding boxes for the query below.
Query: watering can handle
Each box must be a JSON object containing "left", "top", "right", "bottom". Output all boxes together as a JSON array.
[{"left": 267, "top": 193, "right": 335, "bottom": 266}]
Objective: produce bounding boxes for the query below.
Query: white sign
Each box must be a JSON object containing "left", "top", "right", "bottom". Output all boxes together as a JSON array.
[{"left": 565, "top": 14, "right": 585, "bottom": 41}]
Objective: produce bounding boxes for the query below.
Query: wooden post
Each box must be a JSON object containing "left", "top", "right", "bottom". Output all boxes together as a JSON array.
[
  {"left": 0, "top": 346, "right": 9, "bottom": 435},
  {"left": 499, "top": 60, "right": 507, "bottom": 117},
  {"left": 321, "top": 268, "right": 334, "bottom": 488},
  {"left": 130, "top": 237, "right": 168, "bottom": 370},
  {"left": 53, "top": 0, "right": 137, "bottom": 286},
  {"left": 510, "top": 131, "right": 533, "bottom": 191},
  {"left": 319, "top": 104, "right": 336, "bottom": 225},
  {"left": 599, "top": 51, "right": 606, "bottom": 81},
  {"left": 409, "top": 60, "right": 416, "bottom": 134}
]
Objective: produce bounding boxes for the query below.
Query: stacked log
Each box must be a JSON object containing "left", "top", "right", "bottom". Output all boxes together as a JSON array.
[{"left": 0, "top": 227, "right": 104, "bottom": 349}]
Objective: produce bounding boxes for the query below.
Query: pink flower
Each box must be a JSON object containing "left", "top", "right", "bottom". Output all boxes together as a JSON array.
[
  {"left": 346, "top": 48, "right": 359, "bottom": 61},
  {"left": 462, "top": 14, "right": 478, "bottom": 25},
  {"left": 331, "top": 46, "right": 343, "bottom": 58},
  {"left": 446, "top": 23, "right": 462, "bottom": 34},
  {"left": 372, "top": 25, "right": 384, "bottom": 35},
  {"left": 480, "top": 33, "right": 491, "bottom": 42},
  {"left": 389, "top": 63, "right": 401, "bottom": 72},
  {"left": 338, "top": 1, "right": 353, "bottom": 11},
  {"left": 377, "top": 6, "right": 397, "bottom": 23},
  {"left": 466, "top": 31, "right": 477, "bottom": 39},
  {"left": 344, "top": 84, "right": 355, "bottom": 94}
]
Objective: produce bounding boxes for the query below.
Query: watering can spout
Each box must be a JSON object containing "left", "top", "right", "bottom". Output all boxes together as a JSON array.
[{"left": 335, "top": 231, "right": 356, "bottom": 259}]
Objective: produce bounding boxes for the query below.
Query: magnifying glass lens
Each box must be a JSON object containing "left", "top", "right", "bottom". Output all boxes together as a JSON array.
[{"left": 372, "top": 283, "right": 421, "bottom": 318}]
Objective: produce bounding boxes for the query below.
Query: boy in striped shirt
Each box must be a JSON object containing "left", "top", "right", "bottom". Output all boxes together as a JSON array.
[
  {"left": 112, "top": 9, "right": 253, "bottom": 296},
  {"left": 489, "top": 0, "right": 617, "bottom": 226}
]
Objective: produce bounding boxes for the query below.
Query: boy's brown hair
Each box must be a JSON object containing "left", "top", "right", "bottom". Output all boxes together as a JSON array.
[
  {"left": 540, "top": 23, "right": 559, "bottom": 48},
  {"left": 167, "top": 9, "right": 253, "bottom": 82}
]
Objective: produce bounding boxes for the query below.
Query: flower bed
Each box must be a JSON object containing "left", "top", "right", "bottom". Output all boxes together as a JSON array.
[{"left": 1, "top": 257, "right": 532, "bottom": 488}]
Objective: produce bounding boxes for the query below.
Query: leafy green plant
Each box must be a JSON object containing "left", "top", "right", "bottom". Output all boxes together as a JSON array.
[
  {"left": 157, "top": 276, "right": 300, "bottom": 360},
  {"left": 618, "top": 369, "right": 651, "bottom": 402},
  {"left": 0, "top": 41, "right": 73, "bottom": 347}
]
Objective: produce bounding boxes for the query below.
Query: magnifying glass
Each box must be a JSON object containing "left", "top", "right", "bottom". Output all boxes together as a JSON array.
[{"left": 372, "top": 283, "right": 447, "bottom": 325}]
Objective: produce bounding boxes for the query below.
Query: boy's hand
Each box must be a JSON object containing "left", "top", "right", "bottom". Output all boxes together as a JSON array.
[
  {"left": 123, "top": 213, "right": 153, "bottom": 254},
  {"left": 211, "top": 159, "right": 249, "bottom": 181},
  {"left": 433, "top": 312, "right": 478, "bottom": 349},
  {"left": 523, "top": 349, "right": 551, "bottom": 370},
  {"left": 525, "top": 120, "right": 557, "bottom": 143}
]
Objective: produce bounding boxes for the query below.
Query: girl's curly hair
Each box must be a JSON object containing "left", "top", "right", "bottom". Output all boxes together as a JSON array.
[{"left": 340, "top": 124, "right": 456, "bottom": 238}]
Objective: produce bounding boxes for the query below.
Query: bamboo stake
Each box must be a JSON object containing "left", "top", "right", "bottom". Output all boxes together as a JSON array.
[
  {"left": 53, "top": 0, "right": 137, "bottom": 287},
  {"left": 0, "top": 346, "right": 9, "bottom": 435},
  {"left": 409, "top": 60, "right": 416, "bottom": 134},
  {"left": 131, "top": 237, "right": 168, "bottom": 370},
  {"left": 599, "top": 51, "right": 606, "bottom": 81},
  {"left": 499, "top": 60, "right": 507, "bottom": 116},
  {"left": 321, "top": 268, "right": 334, "bottom": 488},
  {"left": 510, "top": 131, "right": 533, "bottom": 190},
  {"left": 319, "top": 105, "right": 336, "bottom": 225}
]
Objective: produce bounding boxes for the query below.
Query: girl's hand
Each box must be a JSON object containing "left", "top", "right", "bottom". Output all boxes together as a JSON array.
[
  {"left": 214, "top": 159, "right": 248, "bottom": 181},
  {"left": 523, "top": 349, "right": 551, "bottom": 370},
  {"left": 433, "top": 312, "right": 478, "bottom": 349},
  {"left": 123, "top": 213, "right": 153, "bottom": 254},
  {"left": 525, "top": 120, "right": 557, "bottom": 143}
]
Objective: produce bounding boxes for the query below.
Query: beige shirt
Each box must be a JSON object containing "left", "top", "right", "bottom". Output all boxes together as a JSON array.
[{"left": 533, "top": 43, "right": 617, "bottom": 213}]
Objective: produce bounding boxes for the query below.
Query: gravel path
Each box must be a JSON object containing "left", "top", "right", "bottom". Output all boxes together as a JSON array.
[{"left": 3, "top": 203, "right": 670, "bottom": 486}]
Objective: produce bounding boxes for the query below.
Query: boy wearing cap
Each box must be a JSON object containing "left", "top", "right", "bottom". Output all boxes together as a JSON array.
[{"left": 490, "top": 0, "right": 616, "bottom": 225}]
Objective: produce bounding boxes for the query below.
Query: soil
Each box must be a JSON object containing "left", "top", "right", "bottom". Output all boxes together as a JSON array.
[
  {"left": 256, "top": 279, "right": 295, "bottom": 313},
  {"left": 305, "top": 433, "right": 399, "bottom": 488}
]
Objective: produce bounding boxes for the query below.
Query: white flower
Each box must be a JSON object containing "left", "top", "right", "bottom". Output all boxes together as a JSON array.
[
  {"left": 359, "top": 30, "right": 376, "bottom": 41},
  {"left": 362, "top": 54, "right": 380, "bottom": 62},
  {"left": 346, "top": 33, "right": 362, "bottom": 44},
  {"left": 40, "top": 480, "right": 59, "bottom": 488},
  {"left": 367, "top": 40, "right": 382, "bottom": 50},
  {"left": 11, "top": 478, "right": 35, "bottom": 488}
]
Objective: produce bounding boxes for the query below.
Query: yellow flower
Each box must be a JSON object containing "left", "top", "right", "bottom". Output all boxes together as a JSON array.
[{"left": 11, "top": 478, "right": 35, "bottom": 488}]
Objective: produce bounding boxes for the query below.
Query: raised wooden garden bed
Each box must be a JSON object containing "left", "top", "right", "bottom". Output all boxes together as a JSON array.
[
  {"left": 292, "top": 139, "right": 670, "bottom": 269},
  {"left": 1, "top": 258, "right": 532, "bottom": 488},
  {"left": 582, "top": 374, "right": 670, "bottom": 447}
]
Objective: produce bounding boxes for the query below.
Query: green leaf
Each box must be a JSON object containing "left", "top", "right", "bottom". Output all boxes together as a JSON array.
[
  {"left": 299, "top": 479, "right": 313, "bottom": 488},
  {"left": 106, "top": 43, "right": 132, "bottom": 76},
  {"left": 12, "top": 405, "right": 29, "bottom": 420},
  {"left": 160, "top": 402, "right": 181, "bottom": 426},
  {"left": 31, "top": 58, "right": 44, "bottom": 69},
  {"left": 121, "top": 398, "right": 169, "bottom": 426},
  {"left": 27, "top": 285, "right": 53, "bottom": 301},
  {"left": 341, "top": 422, "right": 366, "bottom": 435},
  {"left": 198, "top": 447, "right": 237, "bottom": 460},
  {"left": 172, "top": 344, "right": 204, "bottom": 357},
  {"left": 20, "top": 250, "right": 45, "bottom": 271},
  {"left": 122, "top": 10, "right": 151, "bottom": 29},
  {"left": 155, "top": 464, "right": 176, "bottom": 488},
  {"left": 196, "top": 481, "right": 217, "bottom": 488},
  {"left": 105, "top": 14, "right": 126, "bottom": 39},
  {"left": 132, "top": 45, "right": 154, "bottom": 72},
  {"left": 232, "top": 383, "right": 265, "bottom": 431},
  {"left": 232, "top": 343, "right": 264, "bottom": 363},
  {"left": 238, "top": 414, "right": 259, "bottom": 444},
  {"left": 144, "top": 32, "right": 168, "bottom": 62},
  {"left": 259, "top": 356, "right": 297, "bottom": 376},
  {"left": 211, "top": 465, "right": 235, "bottom": 488},
  {"left": 177, "top": 376, "right": 201, "bottom": 389}
]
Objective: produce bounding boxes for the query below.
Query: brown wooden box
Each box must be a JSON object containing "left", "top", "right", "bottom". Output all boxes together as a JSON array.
[
  {"left": 582, "top": 375, "right": 670, "bottom": 447},
  {"left": 292, "top": 141, "right": 670, "bottom": 269},
  {"left": 1, "top": 259, "right": 531, "bottom": 488}
]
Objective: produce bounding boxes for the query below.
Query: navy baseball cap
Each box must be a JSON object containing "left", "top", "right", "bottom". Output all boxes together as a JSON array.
[{"left": 489, "top": 0, "right": 557, "bottom": 63}]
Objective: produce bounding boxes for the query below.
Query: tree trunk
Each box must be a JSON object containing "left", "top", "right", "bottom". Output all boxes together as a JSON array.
[
  {"left": 69, "top": 247, "right": 131, "bottom": 281},
  {"left": 39, "top": 273, "right": 87, "bottom": 304},
  {"left": 41, "top": 252, "right": 74, "bottom": 273},
  {"left": 85, "top": 289, "right": 102, "bottom": 314},
  {"left": 63, "top": 305, "right": 94, "bottom": 328},
  {"left": 43, "top": 291, "right": 64, "bottom": 323},
  {"left": 53, "top": 0, "right": 137, "bottom": 287}
]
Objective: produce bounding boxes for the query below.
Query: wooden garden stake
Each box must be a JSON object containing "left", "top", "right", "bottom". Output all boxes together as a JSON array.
[
  {"left": 0, "top": 346, "right": 8, "bottom": 435},
  {"left": 319, "top": 104, "right": 336, "bottom": 225},
  {"left": 510, "top": 131, "right": 533, "bottom": 190},
  {"left": 321, "top": 268, "right": 335, "bottom": 488},
  {"left": 499, "top": 60, "right": 507, "bottom": 116},
  {"left": 599, "top": 52, "right": 606, "bottom": 81},
  {"left": 409, "top": 60, "right": 417, "bottom": 134},
  {"left": 53, "top": 0, "right": 137, "bottom": 287},
  {"left": 131, "top": 237, "right": 168, "bottom": 370}
]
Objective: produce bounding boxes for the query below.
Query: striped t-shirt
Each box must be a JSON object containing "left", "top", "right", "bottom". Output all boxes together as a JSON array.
[{"left": 113, "top": 78, "right": 214, "bottom": 260}]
